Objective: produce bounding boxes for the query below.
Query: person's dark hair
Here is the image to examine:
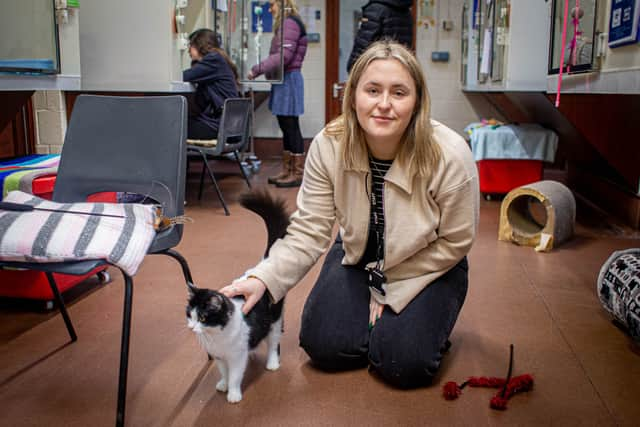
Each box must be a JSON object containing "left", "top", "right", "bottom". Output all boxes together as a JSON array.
[{"left": 188, "top": 28, "right": 240, "bottom": 87}]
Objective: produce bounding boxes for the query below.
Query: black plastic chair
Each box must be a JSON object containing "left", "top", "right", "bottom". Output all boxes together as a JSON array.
[
  {"left": 0, "top": 95, "right": 193, "bottom": 427},
  {"left": 186, "top": 97, "right": 252, "bottom": 215}
]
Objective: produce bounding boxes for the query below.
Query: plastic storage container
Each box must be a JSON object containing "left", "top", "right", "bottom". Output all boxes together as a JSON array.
[{"left": 477, "top": 159, "right": 543, "bottom": 194}]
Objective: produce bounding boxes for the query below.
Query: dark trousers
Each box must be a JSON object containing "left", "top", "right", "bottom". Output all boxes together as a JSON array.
[
  {"left": 276, "top": 115, "right": 304, "bottom": 154},
  {"left": 188, "top": 117, "right": 218, "bottom": 140},
  {"left": 299, "top": 239, "right": 468, "bottom": 389}
]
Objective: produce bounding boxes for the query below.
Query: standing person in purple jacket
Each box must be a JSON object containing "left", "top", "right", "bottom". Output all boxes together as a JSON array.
[{"left": 248, "top": 0, "right": 308, "bottom": 188}]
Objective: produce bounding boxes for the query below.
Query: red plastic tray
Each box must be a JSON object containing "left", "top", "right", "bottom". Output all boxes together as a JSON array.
[{"left": 477, "top": 159, "right": 543, "bottom": 194}]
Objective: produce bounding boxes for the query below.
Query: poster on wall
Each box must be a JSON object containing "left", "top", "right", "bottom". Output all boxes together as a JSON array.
[
  {"left": 608, "top": 0, "right": 640, "bottom": 47},
  {"left": 420, "top": 0, "right": 437, "bottom": 28},
  {"left": 252, "top": 1, "right": 273, "bottom": 33}
]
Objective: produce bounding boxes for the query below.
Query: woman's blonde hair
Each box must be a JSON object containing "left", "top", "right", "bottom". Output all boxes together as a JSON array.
[
  {"left": 272, "top": 0, "right": 300, "bottom": 34},
  {"left": 325, "top": 40, "right": 441, "bottom": 181}
]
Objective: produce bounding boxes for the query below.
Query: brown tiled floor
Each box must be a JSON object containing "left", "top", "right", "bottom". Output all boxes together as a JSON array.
[{"left": 1, "top": 159, "right": 639, "bottom": 426}]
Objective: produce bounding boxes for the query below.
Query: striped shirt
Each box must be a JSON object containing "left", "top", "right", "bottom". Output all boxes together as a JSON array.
[{"left": 359, "top": 157, "right": 393, "bottom": 266}]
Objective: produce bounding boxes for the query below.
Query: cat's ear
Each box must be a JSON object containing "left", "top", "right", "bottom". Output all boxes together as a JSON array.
[
  {"left": 209, "top": 294, "right": 223, "bottom": 310},
  {"left": 187, "top": 281, "right": 198, "bottom": 296}
]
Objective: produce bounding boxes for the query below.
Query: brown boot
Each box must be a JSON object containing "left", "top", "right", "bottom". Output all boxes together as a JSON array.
[
  {"left": 268, "top": 151, "right": 291, "bottom": 184},
  {"left": 275, "top": 153, "right": 304, "bottom": 188}
]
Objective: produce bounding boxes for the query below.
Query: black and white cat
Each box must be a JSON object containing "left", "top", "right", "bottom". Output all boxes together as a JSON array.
[{"left": 186, "top": 190, "right": 289, "bottom": 403}]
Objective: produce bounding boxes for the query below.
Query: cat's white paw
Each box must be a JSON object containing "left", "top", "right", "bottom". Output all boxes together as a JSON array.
[
  {"left": 266, "top": 356, "right": 280, "bottom": 371},
  {"left": 215, "top": 379, "right": 228, "bottom": 392},
  {"left": 226, "top": 389, "right": 242, "bottom": 403}
]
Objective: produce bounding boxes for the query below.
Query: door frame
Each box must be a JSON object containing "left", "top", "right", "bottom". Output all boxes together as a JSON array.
[
  {"left": 324, "top": 0, "right": 340, "bottom": 124},
  {"left": 324, "top": 0, "right": 417, "bottom": 124},
  {"left": 0, "top": 92, "right": 36, "bottom": 158}
]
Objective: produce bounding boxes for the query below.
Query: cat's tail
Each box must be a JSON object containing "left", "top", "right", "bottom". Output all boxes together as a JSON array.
[{"left": 239, "top": 189, "right": 290, "bottom": 257}]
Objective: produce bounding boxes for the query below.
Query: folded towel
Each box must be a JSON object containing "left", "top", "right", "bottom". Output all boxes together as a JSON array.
[{"left": 467, "top": 124, "right": 558, "bottom": 162}]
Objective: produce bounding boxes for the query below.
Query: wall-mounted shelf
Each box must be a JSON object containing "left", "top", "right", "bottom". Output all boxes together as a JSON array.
[
  {"left": 547, "top": 67, "right": 640, "bottom": 93},
  {"left": 461, "top": 0, "right": 552, "bottom": 92},
  {"left": 0, "top": 74, "right": 80, "bottom": 91}
]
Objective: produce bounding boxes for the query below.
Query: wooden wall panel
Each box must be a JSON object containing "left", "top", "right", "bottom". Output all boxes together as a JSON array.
[
  {"left": 0, "top": 124, "right": 16, "bottom": 158},
  {"left": 549, "top": 94, "right": 640, "bottom": 191},
  {"left": 0, "top": 91, "right": 35, "bottom": 159}
]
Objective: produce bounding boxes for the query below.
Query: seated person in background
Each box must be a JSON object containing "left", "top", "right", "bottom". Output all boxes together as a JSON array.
[{"left": 183, "top": 29, "right": 240, "bottom": 140}]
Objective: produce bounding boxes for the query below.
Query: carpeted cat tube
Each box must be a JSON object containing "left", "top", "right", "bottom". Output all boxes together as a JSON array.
[{"left": 498, "top": 180, "right": 575, "bottom": 252}]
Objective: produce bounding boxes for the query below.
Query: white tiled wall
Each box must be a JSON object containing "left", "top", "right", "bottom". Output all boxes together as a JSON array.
[
  {"left": 33, "top": 91, "right": 67, "bottom": 154},
  {"left": 416, "top": 0, "right": 478, "bottom": 136}
]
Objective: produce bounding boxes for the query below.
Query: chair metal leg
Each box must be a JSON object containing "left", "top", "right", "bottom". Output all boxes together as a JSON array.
[
  {"left": 198, "top": 151, "right": 230, "bottom": 215},
  {"left": 197, "top": 159, "right": 206, "bottom": 201},
  {"left": 161, "top": 248, "right": 194, "bottom": 284},
  {"left": 45, "top": 272, "right": 77, "bottom": 342},
  {"left": 116, "top": 273, "right": 133, "bottom": 427},
  {"left": 234, "top": 150, "right": 252, "bottom": 189}
]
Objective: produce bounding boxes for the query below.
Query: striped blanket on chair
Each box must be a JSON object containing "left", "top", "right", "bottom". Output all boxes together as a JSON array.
[
  {"left": 0, "top": 154, "right": 60, "bottom": 199},
  {"left": 0, "top": 190, "right": 158, "bottom": 276}
]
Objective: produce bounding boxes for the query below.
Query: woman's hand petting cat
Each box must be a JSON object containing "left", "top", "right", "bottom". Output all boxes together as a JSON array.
[
  {"left": 220, "top": 276, "right": 267, "bottom": 315},
  {"left": 369, "top": 294, "right": 385, "bottom": 329}
]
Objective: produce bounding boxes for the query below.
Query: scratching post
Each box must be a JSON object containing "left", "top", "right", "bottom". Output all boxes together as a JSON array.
[
  {"left": 498, "top": 180, "right": 575, "bottom": 252},
  {"left": 597, "top": 248, "right": 640, "bottom": 343}
]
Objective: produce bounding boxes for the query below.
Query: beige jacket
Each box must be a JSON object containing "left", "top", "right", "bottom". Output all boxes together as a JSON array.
[{"left": 248, "top": 120, "right": 479, "bottom": 313}]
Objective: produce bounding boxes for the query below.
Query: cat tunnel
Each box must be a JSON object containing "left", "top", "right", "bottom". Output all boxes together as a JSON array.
[{"left": 498, "top": 180, "right": 576, "bottom": 252}]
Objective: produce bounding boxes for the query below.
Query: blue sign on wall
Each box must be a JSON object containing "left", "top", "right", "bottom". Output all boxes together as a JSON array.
[
  {"left": 252, "top": 2, "right": 273, "bottom": 33},
  {"left": 608, "top": 0, "right": 640, "bottom": 47}
]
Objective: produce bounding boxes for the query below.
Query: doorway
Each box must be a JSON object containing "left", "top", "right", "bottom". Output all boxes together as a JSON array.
[{"left": 324, "top": 0, "right": 416, "bottom": 123}]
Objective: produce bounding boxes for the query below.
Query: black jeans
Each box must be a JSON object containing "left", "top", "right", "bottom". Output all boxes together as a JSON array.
[
  {"left": 187, "top": 117, "right": 218, "bottom": 140},
  {"left": 276, "top": 115, "right": 304, "bottom": 154},
  {"left": 299, "top": 239, "right": 468, "bottom": 389}
]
